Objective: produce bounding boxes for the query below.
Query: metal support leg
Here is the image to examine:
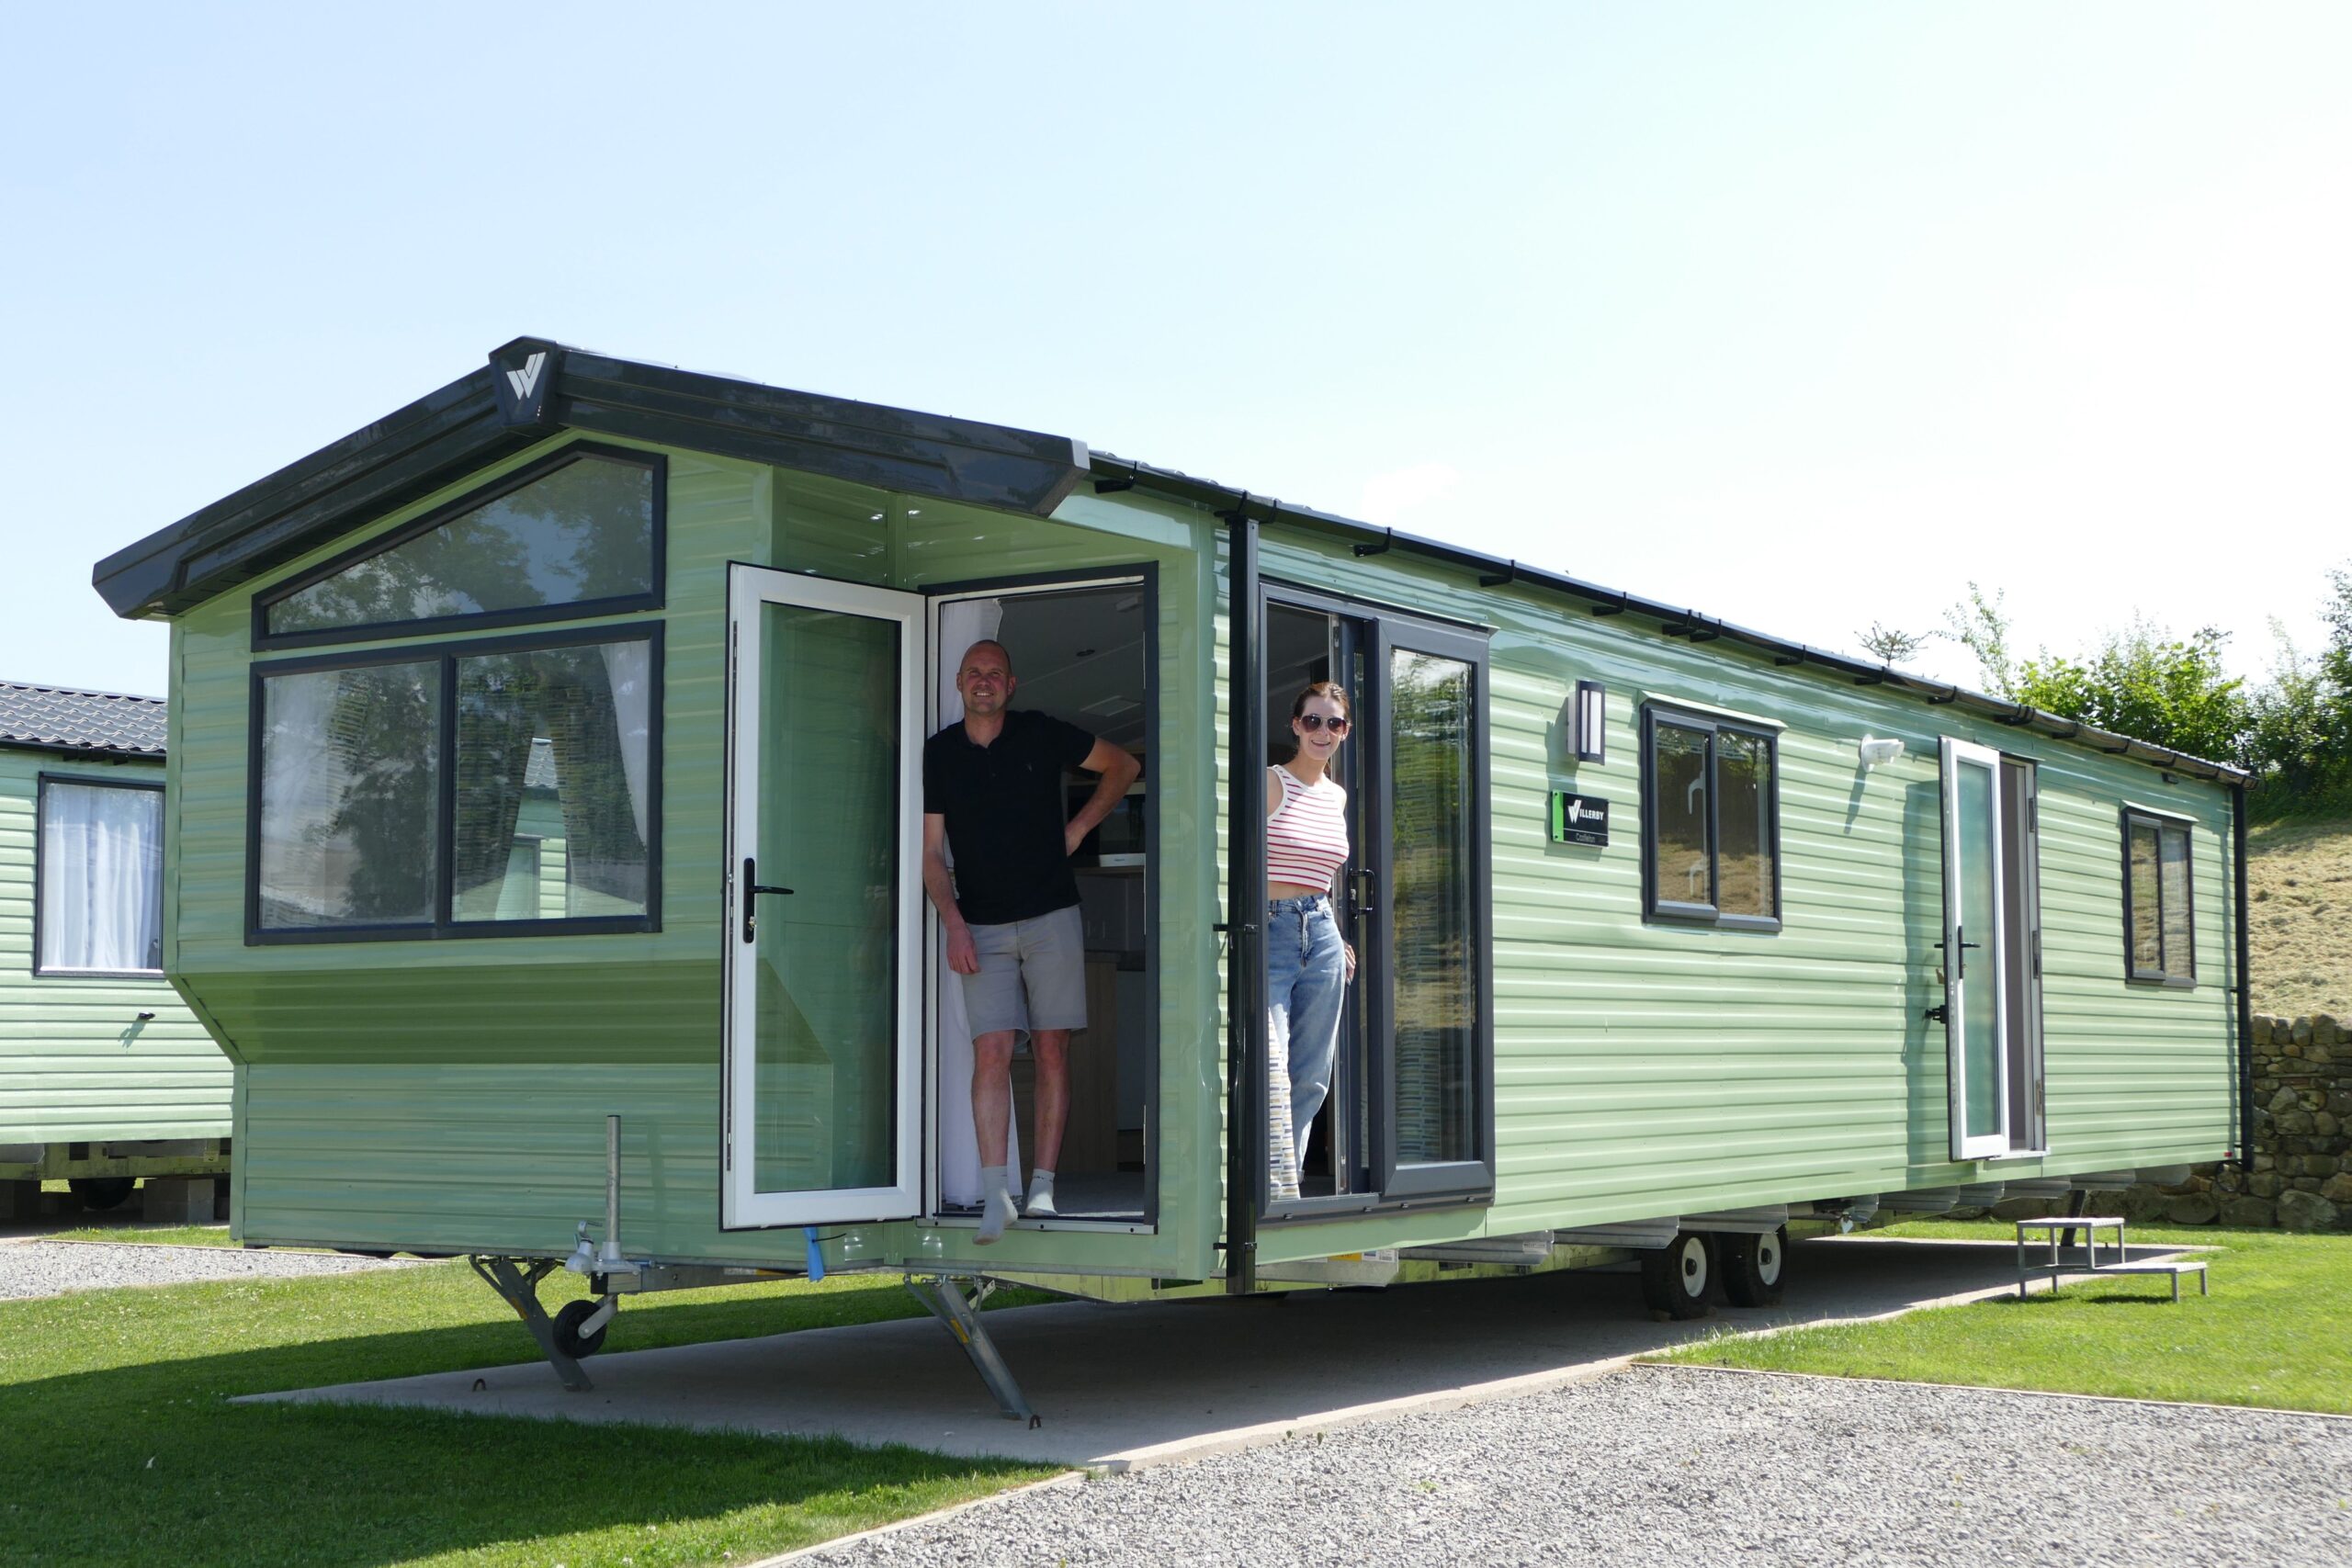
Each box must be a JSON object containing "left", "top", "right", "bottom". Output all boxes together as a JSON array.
[
  {"left": 472, "top": 1256, "right": 594, "bottom": 1393},
  {"left": 907, "top": 1274, "right": 1033, "bottom": 1422}
]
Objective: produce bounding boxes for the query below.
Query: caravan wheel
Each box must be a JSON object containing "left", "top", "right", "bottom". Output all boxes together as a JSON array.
[
  {"left": 1639, "top": 1231, "right": 1715, "bottom": 1319},
  {"left": 1720, "top": 1225, "right": 1788, "bottom": 1307},
  {"left": 552, "top": 1298, "right": 610, "bottom": 1359},
  {"left": 68, "top": 1177, "right": 135, "bottom": 1211}
]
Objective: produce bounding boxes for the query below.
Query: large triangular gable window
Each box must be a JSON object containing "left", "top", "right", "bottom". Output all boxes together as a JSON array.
[{"left": 255, "top": 445, "right": 663, "bottom": 648}]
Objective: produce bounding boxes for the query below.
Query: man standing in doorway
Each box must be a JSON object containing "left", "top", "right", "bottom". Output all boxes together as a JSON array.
[{"left": 923, "top": 638, "right": 1141, "bottom": 1244}]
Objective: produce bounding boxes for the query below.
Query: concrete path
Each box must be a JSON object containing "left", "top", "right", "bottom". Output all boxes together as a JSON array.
[{"left": 246, "top": 1236, "right": 2195, "bottom": 1471}]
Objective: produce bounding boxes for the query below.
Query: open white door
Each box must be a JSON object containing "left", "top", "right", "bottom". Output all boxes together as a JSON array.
[
  {"left": 724, "top": 566, "right": 926, "bottom": 1228},
  {"left": 1939, "top": 738, "right": 2011, "bottom": 1160}
]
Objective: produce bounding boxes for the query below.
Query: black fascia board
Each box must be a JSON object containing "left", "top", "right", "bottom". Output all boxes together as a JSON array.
[
  {"left": 94, "top": 338, "right": 1091, "bottom": 621},
  {"left": 1093, "top": 451, "right": 2252, "bottom": 786}
]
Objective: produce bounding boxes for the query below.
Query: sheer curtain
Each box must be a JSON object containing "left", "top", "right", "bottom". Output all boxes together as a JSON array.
[
  {"left": 935, "top": 598, "right": 1014, "bottom": 1205},
  {"left": 599, "top": 639, "right": 652, "bottom": 846},
  {"left": 40, "top": 782, "right": 163, "bottom": 973}
]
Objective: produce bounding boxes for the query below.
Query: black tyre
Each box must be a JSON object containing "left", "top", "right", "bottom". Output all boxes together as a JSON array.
[
  {"left": 1720, "top": 1224, "right": 1788, "bottom": 1308},
  {"left": 552, "top": 1298, "right": 610, "bottom": 1360},
  {"left": 68, "top": 1177, "right": 135, "bottom": 1212},
  {"left": 1639, "top": 1231, "right": 1716, "bottom": 1319}
]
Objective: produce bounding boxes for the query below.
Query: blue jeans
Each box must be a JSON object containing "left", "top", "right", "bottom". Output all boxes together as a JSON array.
[{"left": 1266, "top": 894, "right": 1345, "bottom": 1201}]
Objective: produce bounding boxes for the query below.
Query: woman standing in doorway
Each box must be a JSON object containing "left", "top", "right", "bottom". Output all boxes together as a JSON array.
[{"left": 1266, "top": 681, "right": 1355, "bottom": 1201}]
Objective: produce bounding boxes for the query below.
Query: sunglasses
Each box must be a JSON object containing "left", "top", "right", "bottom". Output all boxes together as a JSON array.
[{"left": 1295, "top": 714, "right": 1351, "bottom": 734}]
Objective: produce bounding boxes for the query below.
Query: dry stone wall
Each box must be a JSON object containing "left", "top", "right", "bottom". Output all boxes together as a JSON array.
[
  {"left": 1970, "top": 1014, "right": 2350, "bottom": 1231},
  {"left": 2177, "top": 1013, "right": 2352, "bottom": 1232}
]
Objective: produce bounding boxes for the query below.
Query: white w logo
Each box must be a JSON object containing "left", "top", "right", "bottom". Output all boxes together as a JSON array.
[{"left": 504, "top": 351, "right": 548, "bottom": 402}]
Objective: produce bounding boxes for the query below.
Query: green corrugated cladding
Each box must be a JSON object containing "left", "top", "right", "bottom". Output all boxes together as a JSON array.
[
  {"left": 0, "top": 746, "right": 228, "bottom": 1145},
  {"left": 164, "top": 433, "right": 2236, "bottom": 1280},
  {"left": 1220, "top": 523, "right": 2235, "bottom": 1263},
  {"left": 172, "top": 437, "right": 1224, "bottom": 1278}
]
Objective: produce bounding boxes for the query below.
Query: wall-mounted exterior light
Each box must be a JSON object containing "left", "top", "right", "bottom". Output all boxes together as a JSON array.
[{"left": 1576, "top": 680, "right": 1606, "bottom": 762}]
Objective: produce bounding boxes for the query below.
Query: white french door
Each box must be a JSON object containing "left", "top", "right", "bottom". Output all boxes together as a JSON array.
[
  {"left": 1939, "top": 738, "right": 2011, "bottom": 1160},
  {"left": 722, "top": 566, "right": 927, "bottom": 1228}
]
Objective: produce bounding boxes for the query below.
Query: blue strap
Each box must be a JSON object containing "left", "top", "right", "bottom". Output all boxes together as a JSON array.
[{"left": 804, "top": 1226, "right": 826, "bottom": 1282}]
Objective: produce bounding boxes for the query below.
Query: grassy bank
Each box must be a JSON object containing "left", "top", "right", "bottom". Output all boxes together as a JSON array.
[
  {"left": 0, "top": 1261, "right": 1054, "bottom": 1567},
  {"left": 2248, "top": 815, "right": 2352, "bottom": 1018},
  {"left": 1658, "top": 1224, "right": 2352, "bottom": 1414}
]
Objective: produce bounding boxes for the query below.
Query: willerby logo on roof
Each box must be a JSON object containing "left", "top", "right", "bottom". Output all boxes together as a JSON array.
[{"left": 490, "top": 339, "right": 560, "bottom": 425}]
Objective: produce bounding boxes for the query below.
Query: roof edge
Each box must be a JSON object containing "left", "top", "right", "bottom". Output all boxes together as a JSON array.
[
  {"left": 95, "top": 339, "right": 1091, "bottom": 622},
  {"left": 1091, "top": 452, "right": 2251, "bottom": 787}
]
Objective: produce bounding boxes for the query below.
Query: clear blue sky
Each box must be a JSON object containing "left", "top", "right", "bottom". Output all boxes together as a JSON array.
[{"left": 5, "top": 4, "right": 2346, "bottom": 699}]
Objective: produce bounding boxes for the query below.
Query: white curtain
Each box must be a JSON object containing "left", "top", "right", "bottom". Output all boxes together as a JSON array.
[
  {"left": 40, "top": 782, "right": 163, "bottom": 973},
  {"left": 600, "top": 639, "right": 652, "bottom": 845},
  {"left": 936, "top": 597, "right": 1015, "bottom": 1205}
]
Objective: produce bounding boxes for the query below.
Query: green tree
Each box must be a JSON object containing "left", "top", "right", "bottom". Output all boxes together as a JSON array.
[
  {"left": 2011, "top": 620, "right": 2245, "bottom": 764},
  {"left": 1942, "top": 582, "right": 2016, "bottom": 697},
  {"left": 1854, "top": 621, "right": 1934, "bottom": 666},
  {"left": 2242, "top": 565, "right": 2352, "bottom": 817}
]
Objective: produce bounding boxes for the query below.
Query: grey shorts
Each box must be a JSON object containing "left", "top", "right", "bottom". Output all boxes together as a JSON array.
[{"left": 960, "top": 904, "right": 1088, "bottom": 1038}]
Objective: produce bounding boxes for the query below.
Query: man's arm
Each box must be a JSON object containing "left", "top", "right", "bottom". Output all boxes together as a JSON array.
[
  {"left": 1063, "top": 738, "right": 1143, "bottom": 855},
  {"left": 922, "top": 814, "right": 979, "bottom": 974}
]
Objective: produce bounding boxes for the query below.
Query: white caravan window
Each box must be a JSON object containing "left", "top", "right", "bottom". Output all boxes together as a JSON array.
[{"left": 37, "top": 777, "right": 164, "bottom": 976}]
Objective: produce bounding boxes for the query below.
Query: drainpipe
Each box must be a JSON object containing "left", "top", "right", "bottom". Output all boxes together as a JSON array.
[
  {"left": 1224, "top": 510, "right": 1263, "bottom": 1295},
  {"left": 2233, "top": 783, "right": 2255, "bottom": 1171}
]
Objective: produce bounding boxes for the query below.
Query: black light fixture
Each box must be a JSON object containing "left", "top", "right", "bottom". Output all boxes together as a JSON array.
[{"left": 1575, "top": 680, "right": 1606, "bottom": 762}]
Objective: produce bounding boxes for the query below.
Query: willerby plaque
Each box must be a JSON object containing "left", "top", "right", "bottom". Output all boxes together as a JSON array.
[{"left": 1550, "top": 792, "right": 1609, "bottom": 846}]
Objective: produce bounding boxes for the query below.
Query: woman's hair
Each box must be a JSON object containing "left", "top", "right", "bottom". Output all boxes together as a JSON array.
[{"left": 1290, "top": 681, "right": 1351, "bottom": 721}]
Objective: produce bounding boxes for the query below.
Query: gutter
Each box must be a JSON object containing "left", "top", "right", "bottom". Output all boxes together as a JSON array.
[
  {"left": 1091, "top": 454, "right": 2251, "bottom": 787},
  {"left": 2233, "top": 783, "right": 2256, "bottom": 1169}
]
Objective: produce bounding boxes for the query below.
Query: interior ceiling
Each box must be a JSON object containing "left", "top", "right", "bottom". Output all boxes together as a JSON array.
[{"left": 985, "top": 589, "right": 1149, "bottom": 751}]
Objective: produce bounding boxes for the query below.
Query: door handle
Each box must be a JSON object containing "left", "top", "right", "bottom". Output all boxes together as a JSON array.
[{"left": 741, "top": 856, "right": 794, "bottom": 943}]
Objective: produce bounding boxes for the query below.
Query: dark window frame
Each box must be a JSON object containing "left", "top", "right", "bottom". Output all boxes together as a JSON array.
[
  {"left": 250, "top": 443, "right": 667, "bottom": 652},
  {"left": 2120, "top": 807, "right": 2197, "bottom": 987},
  {"left": 1639, "top": 704, "right": 1782, "bottom": 932},
  {"left": 32, "top": 772, "right": 166, "bottom": 980},
  {"left": 1254, "top": 579, "right": 1497, "bottom": 1221},
  {"left": 245, "top": 620, "right": 663, "bottom": 946}
]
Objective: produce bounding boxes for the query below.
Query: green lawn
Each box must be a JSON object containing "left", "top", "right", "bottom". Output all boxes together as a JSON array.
[
  {"left": 0, "top": 1260, "right": 1056, "bottom": 1567},
  {"left": 43, "top": 1223, "right": 239, "bottom": 1247},
  {"left": 1658, "top": 1223, "right": 2352, "bottom": 1414}
]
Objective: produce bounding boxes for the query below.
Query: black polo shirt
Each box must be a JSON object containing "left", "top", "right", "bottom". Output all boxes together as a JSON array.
[{"left": 922, "top": 709, "right": 1098, "bottom": 926}]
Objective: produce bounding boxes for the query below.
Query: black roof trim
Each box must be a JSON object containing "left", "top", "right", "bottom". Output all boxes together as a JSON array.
[
  {"left": 1091, "top": 452, "right": 2251, "bottom": 785},
  {"left": 95, "top": 338, "right": 1091, "bottom": 620}
]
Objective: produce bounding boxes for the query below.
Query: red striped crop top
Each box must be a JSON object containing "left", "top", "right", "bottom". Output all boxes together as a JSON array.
[{"left": 1266, "top": 766, "right": 1351, "bottom": 890}]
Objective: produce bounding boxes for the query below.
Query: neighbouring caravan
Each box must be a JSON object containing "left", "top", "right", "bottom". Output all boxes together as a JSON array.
[
  {"left": 91, "top": 341, "right": 2245, "bottom": 1408},
  {"left": 0, "top": 682, "right": 229, "bottom": 1222}
]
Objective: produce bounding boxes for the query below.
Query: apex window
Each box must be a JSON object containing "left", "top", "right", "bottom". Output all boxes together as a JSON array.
[
  {"left": 1641, "top": 705, "right": 1780, "bottom": 931},
  {"left": 254, "top": 446, "right": 663, "bottom": 649}
]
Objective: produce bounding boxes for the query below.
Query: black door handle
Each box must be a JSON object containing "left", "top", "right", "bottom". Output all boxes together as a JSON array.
[{"left": 741, "top": 856, "right": 794, "bottom": 943}]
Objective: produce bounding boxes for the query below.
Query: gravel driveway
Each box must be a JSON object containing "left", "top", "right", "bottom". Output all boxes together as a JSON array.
[
  {"left": 813, "top": 1364, "right": 2352, "bottom": 1568},
  {"left": 0, "top": 1238, "right": 413, "bottom": 1300}
]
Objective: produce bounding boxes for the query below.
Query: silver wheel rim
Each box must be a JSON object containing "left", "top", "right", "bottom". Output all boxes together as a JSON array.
[
  {"left": 1756, "top": 1234, "right": 1782, "bottom": 1286},
  {"left": 1679, "top": 1236, "right": 1709, "bottom": 1298}
]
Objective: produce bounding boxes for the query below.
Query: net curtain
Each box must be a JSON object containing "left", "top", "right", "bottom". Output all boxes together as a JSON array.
[{"left": 40, "top": 781, "right": 163, "bottom": 973}]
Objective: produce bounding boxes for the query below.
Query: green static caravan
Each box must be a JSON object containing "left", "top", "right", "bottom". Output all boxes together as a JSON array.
[
  {"left": 0, "top": 682, "right": 230, "bottom": 1222},
  {"left": 92, "top": 339, "right": 2248, "bottom": 1409}
]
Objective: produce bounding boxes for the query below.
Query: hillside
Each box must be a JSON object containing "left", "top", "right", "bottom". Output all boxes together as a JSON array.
[{"left": 2248, "top": 816, "right": 2352, "bottom": 1019}]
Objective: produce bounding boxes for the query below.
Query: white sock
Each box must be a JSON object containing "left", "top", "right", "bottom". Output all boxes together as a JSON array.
[
  {"left": 1025, "top": 1168, "right": 1057, "bottom": 1216},
  {"left": 976, "top": 1165, "right": 1017, "bottom": 1245}
]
